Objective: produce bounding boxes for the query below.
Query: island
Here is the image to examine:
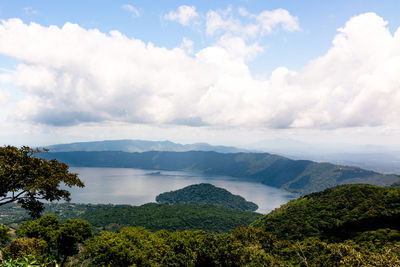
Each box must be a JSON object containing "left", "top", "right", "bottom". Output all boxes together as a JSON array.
[{"left": 156, "top": 183, "right": 259, "bottom": 212}]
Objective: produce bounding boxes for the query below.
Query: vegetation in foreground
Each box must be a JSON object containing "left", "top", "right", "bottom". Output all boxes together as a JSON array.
[
  {"left": 156, "top": 183, "right": 258, "bottom": 211},
  {"left": 0, "top": 146, "right": 84, "bottom": 218},
  {"left": 1, "top": 184, "right": 400, "bottom": 266}
]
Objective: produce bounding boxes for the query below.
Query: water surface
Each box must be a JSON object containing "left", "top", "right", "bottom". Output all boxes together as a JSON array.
[{"left": 69, "top": 167, "right": 297, "bottom": 214}]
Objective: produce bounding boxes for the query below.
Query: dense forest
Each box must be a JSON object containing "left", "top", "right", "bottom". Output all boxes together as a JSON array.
[
  {"left": 1, "top": 184, "right": 400, "bottom": 266},
  {"left": 39, "top": 150, "right": 400, "bottom": 194},
  {"left": 156, "top": 183, "right": 258, "bottom": 211},
  {"left": 0, "top": 203, "right": 261, "bottom": 234},
  {"left": 252, "top": 184, "right": 400, "bottom": 240}
]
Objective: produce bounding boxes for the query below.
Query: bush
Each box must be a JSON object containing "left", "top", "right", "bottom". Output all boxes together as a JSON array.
[
  {"left": 0, "top": 224, "right": 11, "bottom": 247},
  {"left": 2, "top": 237, "right": 47, "bottom": 260}
]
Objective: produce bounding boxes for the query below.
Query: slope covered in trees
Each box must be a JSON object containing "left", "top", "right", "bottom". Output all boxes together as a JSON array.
[
  {"left": 252, "top": 184, "right": 400, "bottom": 241},
  {"left": 79, "top": 203, "right": 262, "bottom": 233},
  {"left": 40, "top": 150, "right": 400, "bottom": 194},
  {"left": 156, "top": 183, "right": 258, "bottom": 211},
  {"left": 0, "top": 202, "right": 262, "bottom": 234}
]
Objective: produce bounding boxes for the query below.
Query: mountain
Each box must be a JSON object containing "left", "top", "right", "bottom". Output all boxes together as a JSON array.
[
  {"left": 252, "top": 184, "right": 400, "bottom": 241},
  {"left": 249, "top": 138, "right": 400, "bottom": 174},
  {"left": 156, "top": 183, "right": 258, "bottom": 211},
  {"left": 45, "top": 139, "right": 246, "bottom": 153},
  {"left": 39, "top": 150, "right": 400, "bottom": 195}
]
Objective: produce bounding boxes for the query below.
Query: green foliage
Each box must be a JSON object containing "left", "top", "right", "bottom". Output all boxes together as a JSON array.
[
  {"left": 84, "top": 225, "right": 400, "bottom": 266},
  {"left": 80, "top": 203, "right": 262, "bottom": 234},
  {"left": 252, "top": 184, "right": 400, "bottom": 241},
  {"left": 57, "top": 218, "right": 94, "bottom": 260},
  {"left": 85, "top": 226, "right": 274, "bottom": 267},
  {"left": 0, "top": 146, "right": 84, "bottom": 218},
  {"left": 2, "top": 237, "right": 47, "bottom": 260},
  {"left": 17, "top": 215, "right": 61, "bottom": 248},
  {"left": 16, "top": 214, "right": 93, "bottom": 263},
  {"left": 156, "top": 183, "right": 258, "bottom": 211},
  {"left": 0, "top": 224, "right": 10, "bottom": 247},
  {"left": 0, "top": 202, "right": 261, "bottom": 234},
  {"left": 0, "top": 255, "right": 58, "bottom": 267}
]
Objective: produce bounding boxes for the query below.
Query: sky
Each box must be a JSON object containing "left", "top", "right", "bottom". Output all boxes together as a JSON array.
[{"left": 0, "top": 0, "right": 400, "bottom": 148}]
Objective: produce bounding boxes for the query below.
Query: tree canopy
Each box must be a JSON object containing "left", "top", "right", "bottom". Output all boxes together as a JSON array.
[
  {"left": 252, "top": 184, "right": 400, "bottom": 241},
  {"left": 156, "top": 183, "right": 258, "bottom": 211},
  {"left": 0, "top": 146, "right": 84, "bottom": 218}
]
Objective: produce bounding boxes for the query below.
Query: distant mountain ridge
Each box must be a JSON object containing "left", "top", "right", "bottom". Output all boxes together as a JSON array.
[
  {"left": 39, "top": 150, "right": 400, "bottom": 195},
  {"left": 45, "top": 139, "right": 247, "bottom": 153}
]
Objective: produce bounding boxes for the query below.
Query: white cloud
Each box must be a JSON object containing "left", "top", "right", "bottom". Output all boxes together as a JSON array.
[
  {"left": 0, "top": 89, "right": 10, "bottom": 108},
  {"left": 0, "top": 72, "right": 12, "bottom": 83},
  {"left": 254, "top": 8, "right": 300, "bottom": 33},
  {"left": 23, "top": 7, "right": 37, "bottom": 15},
  {"left": 216, "top": 35, "right": 263, "bottom": 61},
  {"left": 0, "top": 13, "right": 399, "bottom": 129},
  {"left": 164, "top": 5, "right": 199, "bottom": 26},
  {"left": 180, "top": 37, "right": 194, "bottom": 54},
  {"left": 206, "top": 7, "right": 299, "bottom": 38},
  {"left": 122, "top": 4, "right": 140, "bottom": 17}
]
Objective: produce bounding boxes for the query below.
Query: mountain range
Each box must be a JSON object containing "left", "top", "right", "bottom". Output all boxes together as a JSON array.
[
  {"left": 45, "top": 139, "right": 400, "bottom": 174},
  {"left": 39, "top": 150, "right": 400, "bottom": 195},
  {"left": 45, "top": 139, "right": 247, "bottom": 153}
]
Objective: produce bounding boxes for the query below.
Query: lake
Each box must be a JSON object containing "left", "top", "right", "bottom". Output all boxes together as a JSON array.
[{"left": 69, "top": 167, "right": 297, "bottom": 214}]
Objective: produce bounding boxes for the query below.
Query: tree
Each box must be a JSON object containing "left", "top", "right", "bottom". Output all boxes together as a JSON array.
[
  {"left": 0, "top": 223, "right": 11, "bottom": 247},
  {"left": 0, "top": 145, "right": 84, "bottom": 218},
  {"left": 2, "top": 237, "right": 47, "bottom": 260},
  {"left": 57, "top": 218, "right": 94, "bottom": 264},
  {"left": 16, "top": 215, "right": 94, "bottom": 264}
]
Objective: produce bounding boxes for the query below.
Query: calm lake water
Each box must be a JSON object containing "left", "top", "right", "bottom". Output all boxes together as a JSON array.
[{"left": 68, "top": 167, "right": 297, "bottom": 214}]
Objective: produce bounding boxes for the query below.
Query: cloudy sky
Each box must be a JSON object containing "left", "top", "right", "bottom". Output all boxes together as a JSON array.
[{"left": 0, "top": 0, "right": 400, "bottom": 148}]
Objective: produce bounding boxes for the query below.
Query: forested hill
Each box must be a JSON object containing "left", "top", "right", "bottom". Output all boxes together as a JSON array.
[
  {"left": 252, "top": 184, "right": 400, "bottom": 241},
  {"left": 39, "top": 150, "right": 400, "bottom": 194},
  {"left": 156, "top": 183, "right": 258, "bottom": 211}
]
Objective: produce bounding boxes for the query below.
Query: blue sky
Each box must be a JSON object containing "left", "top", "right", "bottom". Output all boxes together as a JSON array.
[{"left": 0, "top": 1, "right": 400, "bottom": 148}]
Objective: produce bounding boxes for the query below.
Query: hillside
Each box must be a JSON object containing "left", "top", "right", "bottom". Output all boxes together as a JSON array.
[
  {"left": 76, "top": 203, "right": 262, "bottom": 233},
  {"left": 0, "top": 202, "right": 262, "bottom": 234},
  {"left": 252, "top": 184, "right": 400, "bottom": 241},
  {"left": 45, "top": 139, "right": 246, "bottom": 153},
  {"left": 156, "top": 183, "right": 258, "bottom": 211},
  {"left": 39, "top": 150, "right": 400, "bottom": 194}
]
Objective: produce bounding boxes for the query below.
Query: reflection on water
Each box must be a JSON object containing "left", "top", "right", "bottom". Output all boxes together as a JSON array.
[{"left": 68, "top": 167, "right": 297, "bottom": 214}]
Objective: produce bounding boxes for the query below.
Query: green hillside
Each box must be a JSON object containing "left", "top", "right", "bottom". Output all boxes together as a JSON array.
[
  {"left": 0, "top": 202, "right": 262, "bottom": 234},
  {"left": 156, "top": 183, "right": 258, "bottom": 211},
  {"left": 79, "top": 203, "right": 262, "bottom": 233},
  {"left": 40, "top": 150, "right": 400, "bottom": 194},
  {"left": 252, "top": 184, "right": 400, "bottom": 241}
]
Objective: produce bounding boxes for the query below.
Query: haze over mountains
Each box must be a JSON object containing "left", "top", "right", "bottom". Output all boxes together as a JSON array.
[
  {"left": 46, "top": 139, "right": 247, "bottom": 154},
  {"left": 250, "top": 138, "right": 400, "bottom": 174}
]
